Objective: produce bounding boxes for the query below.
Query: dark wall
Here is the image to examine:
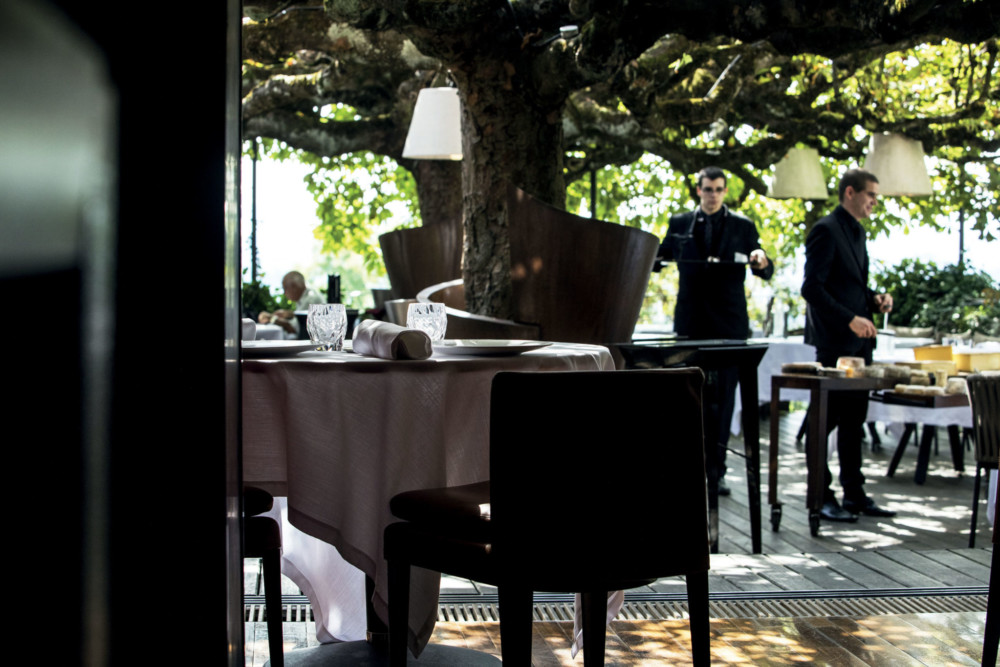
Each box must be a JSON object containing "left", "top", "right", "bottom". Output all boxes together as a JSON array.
[{"left": 3, "top": 1, "right": 242, "bottom": 663}]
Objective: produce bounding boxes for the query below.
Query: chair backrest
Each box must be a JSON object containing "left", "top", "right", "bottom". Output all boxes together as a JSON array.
[
  {"left": 969, "top": 373, "right": 1000, "bottom": 469},
  {"left": 489, "top": 368, "right": 708, "bottom": 590}
]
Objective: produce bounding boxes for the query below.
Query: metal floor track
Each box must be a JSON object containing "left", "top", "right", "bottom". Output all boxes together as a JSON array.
[
  {"left": 437, "top": 588, "right": 989, "bottom": 622},
  {"left": 245, "top": 587, "right": 989, "bottom": 623}
]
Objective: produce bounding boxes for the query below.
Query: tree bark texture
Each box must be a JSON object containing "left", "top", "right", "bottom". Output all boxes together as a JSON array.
[{"left": 453, "top": 56, "right": 567, "bottom": 318}]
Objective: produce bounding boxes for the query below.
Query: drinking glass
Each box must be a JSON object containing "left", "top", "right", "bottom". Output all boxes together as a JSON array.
[
  {"left": 406, "top": 303, "right": 447, "bottom": 341},
  {"left": 308, "top": 303, "right": 347, "bottom": 350}
]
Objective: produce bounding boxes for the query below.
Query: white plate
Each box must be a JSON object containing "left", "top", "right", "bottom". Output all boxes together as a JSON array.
[
  {"left": 242, "top": 340, "right": 317, "bottom": 357},
  {"left": 432, "top": 339, "right": 552, "bottom": 356}
]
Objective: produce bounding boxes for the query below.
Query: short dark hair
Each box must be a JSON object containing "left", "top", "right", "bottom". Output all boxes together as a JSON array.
[
  {"left": 838, "top": 168, "right": 878, "bottom": 201},
  {"left": 697, "top": 166, "right": 726, "bottom": 188}
]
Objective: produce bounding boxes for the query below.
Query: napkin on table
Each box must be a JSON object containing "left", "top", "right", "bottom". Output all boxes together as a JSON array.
[
  {"left": 352, "top": 320, "right": 432, "bottom": 360},
  {"left": 241, "top": 318, "right": 257, "bottom": 341}
]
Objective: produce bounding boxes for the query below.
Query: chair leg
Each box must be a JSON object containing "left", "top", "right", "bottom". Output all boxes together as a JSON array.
[
  {"left": 387, "top": 559, "right": 410, "bottom": 667},
  {"left": 796, "top": 404, "right": 810, "bottom": 443},
  {"left": 970, "top": 464, "right": 983, "bottom": 548},
  {"left": 686, "top": 571, "right": 710, "bottom": 667},
  {"left": 497, "top": 585, "right": 533, "bottom": 665},
  {"left": 261, "top": 547, "right": 284, "bottom": 667},
  {"left": 983, "top": 546, "right": 1000, "bottom": 666},
  {"left": 581, "top": 591, "right": 607, "bottom": 667},
  {"left": 887, "top": 423, "right": 917, "bottom": 477}
]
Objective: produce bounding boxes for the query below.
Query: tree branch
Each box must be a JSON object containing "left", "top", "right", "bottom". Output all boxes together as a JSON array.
[{"left": 245, "top": 110, "right": 403, "bottom": 158}]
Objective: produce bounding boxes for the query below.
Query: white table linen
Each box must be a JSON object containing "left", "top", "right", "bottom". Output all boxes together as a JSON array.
[
  {"left": 865, "top": 400, "right": 972, "bottom": 429},
  {"left": 732, "top": 338, "right": 816, "bottom": 435},
  {"left": 253, "top": 323, "right": 284, "bottom": 340},
  {"left": 243, "top": 342, "right": 615, "bottom": 653}
]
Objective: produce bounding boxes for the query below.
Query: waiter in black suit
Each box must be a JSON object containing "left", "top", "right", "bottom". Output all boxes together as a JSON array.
[
  {"left": 658, "top": 166, "right": 774, "bottom": 497},
  {"left": 802, "top": 168, "right": 896, "bottom": 522}
]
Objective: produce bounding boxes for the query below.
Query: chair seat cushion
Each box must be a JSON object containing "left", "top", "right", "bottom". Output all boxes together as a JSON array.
[
  {"left": 390, "top": 481, "right": 492, "bottom": 540},
  {"left": 244, "top": 485, "right": 274, "bottom": 517}
]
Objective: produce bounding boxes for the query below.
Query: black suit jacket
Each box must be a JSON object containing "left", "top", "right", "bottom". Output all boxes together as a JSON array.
[
  {"left": 801, "top": 205, "right": 878, "bottom": 363},
  {"left": 660, "top": 206, "right": 774, "bottom": 339}
]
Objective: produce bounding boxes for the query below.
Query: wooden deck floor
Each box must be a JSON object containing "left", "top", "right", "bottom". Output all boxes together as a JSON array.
[{"left": 245, "top": 408, "right": 997, "bottom": 665}]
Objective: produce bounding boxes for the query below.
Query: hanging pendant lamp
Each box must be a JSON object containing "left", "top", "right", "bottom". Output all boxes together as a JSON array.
[
  {"left": 862, "top": 133, "right": 932, "bottom": 196},
  {"left": 401, "top": 87, "right": 463, "bottom": 160},
  {"left": 767, "top": 147, "right": 829, "bottom": 199}
]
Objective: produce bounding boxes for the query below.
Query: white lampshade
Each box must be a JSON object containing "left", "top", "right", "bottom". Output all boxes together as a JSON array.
[
  {"left": 862, "top": 133, "right": 933, "bottom": 196},
  {"left": 767, "top": 147, "right": 829, "bottom": 199},
  {"left": 402, "top": 87, "right": 462, "bottom": 160}
]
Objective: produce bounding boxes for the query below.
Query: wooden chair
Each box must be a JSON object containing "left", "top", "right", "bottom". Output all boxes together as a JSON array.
[
  {"left": 968, "top": 373, "right": 1000, "bottom": 547},
  {"left": 244, "top": 486, "right": 284, "bottom": 667},
  {"left": 384, "top": 368, "right": 710, "bottom": 666}
]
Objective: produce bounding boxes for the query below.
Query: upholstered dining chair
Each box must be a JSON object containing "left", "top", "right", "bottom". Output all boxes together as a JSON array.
[
  {"left": 968, "top": 373, "right": 1000, "bottom": 548},
  {"left": 244, "top": 486, "right": 284, "bottom": 667},
  {"left": 384, "top": 368, "right": 710, "bottom": 666}
]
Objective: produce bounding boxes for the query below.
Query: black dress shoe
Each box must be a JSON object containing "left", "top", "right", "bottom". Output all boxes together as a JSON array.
[
  {"left": 843, "top": 498, "right": 897, "bottom": 518},
  {"left": 819, "top": 500, "right": 858, "bottom": 522},
  {"left": 717, "top": 476, "right": 731, "bottom": 496}
]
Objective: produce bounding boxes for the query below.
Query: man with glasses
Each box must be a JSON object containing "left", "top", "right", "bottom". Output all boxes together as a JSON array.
[
  {"left": 802, "top": 168, "right": 896, "bottom": 522},
  {"left": 657, "top": 166, "right": 774, "bottom": 498}
]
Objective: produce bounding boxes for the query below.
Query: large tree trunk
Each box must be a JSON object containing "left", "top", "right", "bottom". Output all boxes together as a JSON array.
[
  {"left": 410, "top": 159, "right": 463, "bottom": 235},
  {"left": 453, "top": 59, "right": 566, "bottom": 318}
]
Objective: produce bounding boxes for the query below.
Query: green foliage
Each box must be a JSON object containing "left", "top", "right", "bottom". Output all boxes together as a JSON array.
[
  {"left": 304, "top": 152, "right": 420, "bottom": 274},
  {"left": 872, "top": 259, "right": 1000, "bottom": 335}
]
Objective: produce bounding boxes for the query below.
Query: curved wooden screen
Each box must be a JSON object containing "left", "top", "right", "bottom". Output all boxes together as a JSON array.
[
  {"left": 507, "top": 184, "right": 658, "bottom": 345},
  {"left": 417, "top": 279, "right": 541, "bottom": 340},
  {"left": 379, "top": 224, "right": 462, "bottom": 299}
]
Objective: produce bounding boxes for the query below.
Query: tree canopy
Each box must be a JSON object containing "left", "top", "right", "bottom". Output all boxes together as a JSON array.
[{"left": 243, "top": 0, "right": 999, "bottom": 318}]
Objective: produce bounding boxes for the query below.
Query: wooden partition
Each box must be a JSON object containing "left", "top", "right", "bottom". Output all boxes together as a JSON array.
[
  {"left": 415, "top": 186, "right": 658, "bottom": 355},
  {"left": 506, "top": 184, "right": 659, "bottom": 346},
  {"left": 379, "top": 224, "right": 463, "bottom": 299}
]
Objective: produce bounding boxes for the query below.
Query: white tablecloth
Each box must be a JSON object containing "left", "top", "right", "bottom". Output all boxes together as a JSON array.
[
  {"left": 253, "top": 323, "right": 284, "bottom": 340},
  {"left": 732, "top": 338, "right": 816, "bottom": 435},
  {"left": 865, "top": 400, "right": 973, "bottom": 429},
  {"left": 243, "top": 342, "right": 616, "bottom": 653}
]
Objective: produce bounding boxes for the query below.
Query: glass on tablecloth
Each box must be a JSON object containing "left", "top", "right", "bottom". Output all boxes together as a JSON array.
[
  {"left": 307, "top": 303, "right": 347, "bottom": 351},
  {"left": 406, "top": 302, "right": 447, "bottom": 341}
]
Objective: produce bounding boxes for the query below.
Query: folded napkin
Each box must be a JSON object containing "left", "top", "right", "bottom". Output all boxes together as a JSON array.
[
  {"left": 352, "top": 320, "right": 432, "bottom": 360},
  {"left": 241, "top": 318, "right": 257, "bottom": 341}
]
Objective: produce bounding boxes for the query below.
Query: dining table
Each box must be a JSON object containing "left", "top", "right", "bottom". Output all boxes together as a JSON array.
[{"left": 242, "top": 340, "right": 615, "bottom": 654}]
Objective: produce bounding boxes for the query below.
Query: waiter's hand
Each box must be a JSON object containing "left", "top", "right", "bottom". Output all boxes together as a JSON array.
[
  {"left": 849, "top": 315, "right": 878, "bottom": 338},
  {"left": 874, "top": 293, "right": 893, "bottom": 313},
  {"left": 749, "top": 249, "right": 769, "bottom": 270}
]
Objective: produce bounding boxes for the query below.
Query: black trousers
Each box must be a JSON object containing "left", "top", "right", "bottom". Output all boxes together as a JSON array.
[
  {"left": 810, "top": 352, "right": 869, "bottom": 502},
  {"left": 703, "top": 367, "right": 739, "bottom": 506}
]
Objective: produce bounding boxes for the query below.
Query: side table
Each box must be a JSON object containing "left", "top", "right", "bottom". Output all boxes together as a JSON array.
[{"left": 769, "top": 373, "right": 887, "bottom": 536}]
